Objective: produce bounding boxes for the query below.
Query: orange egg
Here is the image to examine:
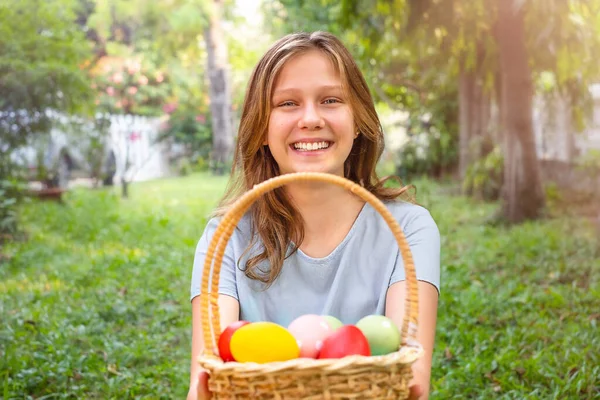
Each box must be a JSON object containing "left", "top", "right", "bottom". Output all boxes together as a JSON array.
[{"left": 230, "top": 322, "right": 300, "bottom": 364}]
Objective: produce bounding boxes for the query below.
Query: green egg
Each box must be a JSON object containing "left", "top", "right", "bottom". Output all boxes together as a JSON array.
[
  {"left": 322, "top": 315, "right": 343, "bottom": 331},
  {"left": 355, "top": 315, "right": 401, "bottom": 356}
]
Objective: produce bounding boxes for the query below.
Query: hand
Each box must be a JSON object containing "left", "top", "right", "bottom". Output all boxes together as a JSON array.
[
  {"left": 408, "top": 383, "right": 424, "bottom": 400},
  {"left": 187, "top": 371, "right": 211, "bottom": 400}
]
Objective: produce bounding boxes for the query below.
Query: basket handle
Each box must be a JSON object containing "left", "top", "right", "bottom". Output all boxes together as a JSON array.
[{"left": 200, "top": 172, "right": 420, "bottom": 358}]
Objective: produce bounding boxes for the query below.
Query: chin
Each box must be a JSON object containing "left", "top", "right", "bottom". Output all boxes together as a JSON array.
[{"left": 287, "top": 164, "right": 343, "bottom": 176}]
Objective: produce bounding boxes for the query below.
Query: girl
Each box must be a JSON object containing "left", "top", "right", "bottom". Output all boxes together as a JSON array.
[{"left": 188, "top": 31, "right": 440, "bottom": 400}]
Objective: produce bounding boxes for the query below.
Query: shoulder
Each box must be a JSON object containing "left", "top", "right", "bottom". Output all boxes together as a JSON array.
[
  {"left": 378, "top": 201, "right": 442, "bottom": 293},
  {"left": 385, "top": 199, "right": 434, "bottom": 218},
  {"left": 200, "top": 211, "right": 255, "bottom": 244},
  {"left": 365, "top": 200, "right": 438, "bottom": 233}
]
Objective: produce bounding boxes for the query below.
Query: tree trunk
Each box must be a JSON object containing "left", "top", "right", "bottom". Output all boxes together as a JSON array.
[
  {"left": 459, "top": 71, "right": 491, "bottom": 181},
  {"left": 121, "top": 180, "right": 129, "bottom": 198},
  {"left": 491, "top": 71, "right": 503, "bottom": 145},
  {"left": 458, "top": 71, "right": 475, "bottom": 182},
  {"left": 204, "top": 0, "right": 234, "bottom": 175},
  {"left": 459, "top": 39, "right": 493, "bottom": 192},
  {"left": 459, "top": 70, "right": 494, "bottom": 200},
  {"left": 497, "top": 0, "right": 545, "bottom": 223},
  {"left": 120, "top": 131, "right": 132, "bottom": 199}
]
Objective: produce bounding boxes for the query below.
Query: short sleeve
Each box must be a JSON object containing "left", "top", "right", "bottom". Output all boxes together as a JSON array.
[
  {"left": 190, "top": 217, "right": 239, "bottom": 302},
  {"left": 389, "top": 208, "right": 441, "bottom": 294}
]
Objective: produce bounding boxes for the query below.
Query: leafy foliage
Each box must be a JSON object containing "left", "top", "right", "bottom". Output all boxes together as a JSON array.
[
  {"left": 93, "top": 57, "right": 171, "bottom": 116},
  {"left": 0, "top": 0, "right": 96, "bottom": 236},
  {"left": 0, "top": 0, "right": 94, "bottom": 149},
  {"left": 0, "top": 179, "right": 26, "bottom": 237},
  {"left": 1, "top": 174, "right": 598, "bottom": 398},
  {"left": 84, "top": 1, "right": 210, "bottom": 123},
  {"left": 263, "top": 0, "right": 462, "bottom": 177},
  {"left": 462, "top": 146, "right": 504, "bottom": 201},
  {"left": 395, "top": 114, "right": 459, "bottom": 180},
  {"left": 265, "top": 0, "right": 600, "bottom": 184},
  {"left": 159, "top": 109, "right": 213, "bottom": 174}
]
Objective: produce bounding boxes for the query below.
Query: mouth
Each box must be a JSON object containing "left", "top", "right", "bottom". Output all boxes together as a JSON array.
[{"left": 290, "top": 140, "right": 332, "bottom": 152}]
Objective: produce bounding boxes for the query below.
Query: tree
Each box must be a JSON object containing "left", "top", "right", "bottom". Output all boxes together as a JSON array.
[
  {"left": 204, "top": 0, "right": 234, "bottom": 175},
  {"left": 264, "top": 0, "right": 462, "bottom": 177},
  {"left": 496, "top": 0, "right": 545, "bottom": 222},
  {"left": 267, "top": 0, "right": 600, "bottom": 223},
  {"left": 92, "top": 56, "right": 171, "bottom": 197},
  {"left": 0, "top": 0, "right": 95, "bottom": 235},
  {"left": 0, "top": 0, "right": 94, "bottom": 153},
  {"left": 408, "top": 0, "right": 600, "bottom": 221},
  {"left": 87, "top": 0, "right": 236, "bottom": 176}
]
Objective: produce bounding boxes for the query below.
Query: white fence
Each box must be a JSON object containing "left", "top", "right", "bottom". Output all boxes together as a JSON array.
[
  {"left": 14, "top": 112, "right": 176, "bottom": 188},
  {"left": 107, "top": 114, "right": 172, "bottom": 184}
]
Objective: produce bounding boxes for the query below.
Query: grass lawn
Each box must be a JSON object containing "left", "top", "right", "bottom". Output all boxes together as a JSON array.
[{"left": 1, "top": 172, "right": 598, "bottom": 399}]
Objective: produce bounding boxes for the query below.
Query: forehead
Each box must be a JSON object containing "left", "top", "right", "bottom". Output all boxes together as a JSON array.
[{"left": 273, "top": 50, "right": 343, "bottom": 92}]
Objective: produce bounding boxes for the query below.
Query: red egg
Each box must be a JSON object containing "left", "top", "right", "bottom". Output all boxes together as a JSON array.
[
  {"left": 317, "top": 325, "right": 371, "bottom": 359},
  {"left": 218, "top": 320, "right": 250, "bottom": 362}
]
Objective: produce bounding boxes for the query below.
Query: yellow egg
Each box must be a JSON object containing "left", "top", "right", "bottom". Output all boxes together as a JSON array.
[{"left": 230, "top": 322, "right": 300, "bottom": 364}]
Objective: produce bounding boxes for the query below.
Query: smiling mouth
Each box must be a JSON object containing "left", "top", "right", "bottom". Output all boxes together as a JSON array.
[{"left": 291, "top": 141, "right": 332, "bottom": 152}]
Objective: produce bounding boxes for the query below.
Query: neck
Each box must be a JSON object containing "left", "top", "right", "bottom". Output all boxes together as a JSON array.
[{"left": 285, "top": 181, "right": 364, "bottom": 235}]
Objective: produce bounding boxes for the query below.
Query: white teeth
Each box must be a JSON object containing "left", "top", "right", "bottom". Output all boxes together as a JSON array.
[{"left": 293, "top": 141, "right": 330, "bottom": 151}]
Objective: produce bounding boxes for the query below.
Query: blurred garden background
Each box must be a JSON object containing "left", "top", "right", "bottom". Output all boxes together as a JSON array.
[{"left": 1, "top": 0, "right": 599, "bottom": 398}]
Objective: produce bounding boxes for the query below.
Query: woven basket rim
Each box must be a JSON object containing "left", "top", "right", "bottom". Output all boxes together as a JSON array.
[{"left": 198, "top": 343, "right": 424, "bottom": 375}]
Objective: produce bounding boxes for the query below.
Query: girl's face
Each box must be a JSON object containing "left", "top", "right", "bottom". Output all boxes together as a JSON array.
[{"left": 266, "top": 50, "right": 356, "bottom": 177}]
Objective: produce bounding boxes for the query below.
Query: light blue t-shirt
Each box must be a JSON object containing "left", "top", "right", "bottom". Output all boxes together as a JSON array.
[{"left": 190, "top": 200, "right": 440, "bottom": 327}]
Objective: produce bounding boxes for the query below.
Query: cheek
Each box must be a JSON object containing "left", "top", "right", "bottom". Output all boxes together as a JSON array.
[
  {"left": 267, "top": 115, "right": 292, "bottom": 141},
  {"left": 332, "top": 121, "right": 355, "bottom": 141},
  {"left": 328, "top": 109, "right": 354, "bottom": 135}
]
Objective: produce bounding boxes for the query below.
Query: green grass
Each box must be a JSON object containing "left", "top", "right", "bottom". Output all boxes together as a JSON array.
[{"left": 1, "top": 173, "right": 598, "bottom": 399}]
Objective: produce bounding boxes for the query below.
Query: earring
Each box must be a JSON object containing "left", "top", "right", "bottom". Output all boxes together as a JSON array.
[{"left": 354, "top": 131, "right": 360, "bottom": 138}]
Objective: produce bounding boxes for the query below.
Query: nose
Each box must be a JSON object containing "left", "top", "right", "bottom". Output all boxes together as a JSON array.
[{"left": 297, "top": 103, "right": 324, "bottom": 130}]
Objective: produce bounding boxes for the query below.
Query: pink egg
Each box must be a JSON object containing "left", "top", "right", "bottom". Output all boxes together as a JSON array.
[{"left": 287, "top": 314, "right": 332, "bottom": 358}]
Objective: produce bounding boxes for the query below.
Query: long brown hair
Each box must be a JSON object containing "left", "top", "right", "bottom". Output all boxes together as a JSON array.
[{"left": 216, "top": 31, "right": 412, "bottom": 287}]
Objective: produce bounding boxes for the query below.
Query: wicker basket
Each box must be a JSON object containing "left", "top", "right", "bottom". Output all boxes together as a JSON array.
[{"left": 197, "top": 172, "right": 423, "bottom": 399}]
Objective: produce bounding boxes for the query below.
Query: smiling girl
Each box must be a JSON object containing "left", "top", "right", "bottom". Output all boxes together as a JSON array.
[{"left": 188, "top": 31, "right": 441, "bottom": 400}]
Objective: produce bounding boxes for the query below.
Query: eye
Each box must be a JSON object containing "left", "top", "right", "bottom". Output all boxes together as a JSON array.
[
  {"left": 323, "top": 98, "right": 341, "bottom": 105},
  {"left": 278, "top": 101, "right": 296, "bottom": 107}
]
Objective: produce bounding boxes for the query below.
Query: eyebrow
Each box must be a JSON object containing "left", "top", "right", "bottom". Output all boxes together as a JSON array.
[{"left": 272, "top": 85, "right": 343, "bottom": 96}]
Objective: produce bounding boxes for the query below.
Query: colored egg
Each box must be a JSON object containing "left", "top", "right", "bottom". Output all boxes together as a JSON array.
[
  {"left": 317, "top": 325, "right": 371, "bottom": 359},
  {"left": 355, "top": 315, "right": 401, "bottom": 356},
  {"left": 322, "top": 315, "right": 343, "bottom": 331},
  {"left": 218, "top": 320, "right": 250, "bottom": 362},
  {"left": 288, "top": 314, "right": 332, "bottom": 358},
  {"left": 230, "top": 322, "right": 300, "bottom": 363}
]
